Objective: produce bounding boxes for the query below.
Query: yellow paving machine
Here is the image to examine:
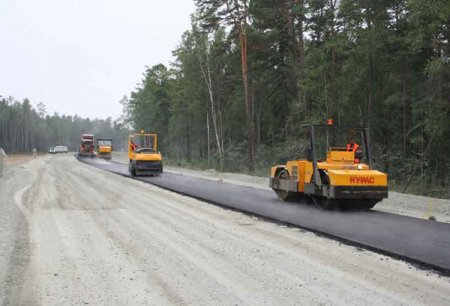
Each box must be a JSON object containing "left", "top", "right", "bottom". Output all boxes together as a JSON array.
[
  {"left": 270, "top": 124, "right": 388, "bottom": 210},
  {"left": 96, "top": 138, "right": 112, "bottom": 160},
  {"left": 128, "top": 131, "right": 162, "bottom": 176}
]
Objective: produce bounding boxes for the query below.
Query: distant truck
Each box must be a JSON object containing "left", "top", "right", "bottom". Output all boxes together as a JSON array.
[
  {"left": 96, "top": 138, "right": 112, "bottom": 160},
  {"left": 79, "top": 134, "right": 95, "bottom": 157}
]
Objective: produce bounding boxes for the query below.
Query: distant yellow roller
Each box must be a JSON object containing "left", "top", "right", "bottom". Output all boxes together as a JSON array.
[
  {"left": 96, "top": 138, "right": 112, "bottom": 160},
  {"left": 128, "top": 131, "right": 163, "bottom": 176}
]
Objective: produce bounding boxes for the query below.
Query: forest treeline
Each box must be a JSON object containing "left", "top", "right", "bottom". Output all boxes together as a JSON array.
[
  {"left": 123, "top": 0, "right": 449, "bottom": 195},
  {"left": 0, "top": 96, "right": 129, "bottom": 153},
  {"left": 1, "top": 0, "right": 448, "bottom": 196}
]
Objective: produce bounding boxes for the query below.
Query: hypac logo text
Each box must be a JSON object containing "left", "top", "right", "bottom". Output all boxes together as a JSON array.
[{"left": 350, "top": 176, "right": 375, "bottom": 184}]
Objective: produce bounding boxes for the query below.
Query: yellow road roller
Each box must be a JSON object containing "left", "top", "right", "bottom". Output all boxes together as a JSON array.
[
  {"left": 128, "top": 131, "right": 162, "bottom": 176},
  {"left": 270, "top": 124, "right": 388, "bottom": 210},
  {"left": 96, "top": 138, "right": 112, "bottom": 160}
]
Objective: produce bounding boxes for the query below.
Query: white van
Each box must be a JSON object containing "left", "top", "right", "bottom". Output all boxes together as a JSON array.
[
  {"left": 55, "top": 145, "right": 68, "bottom": 153},
  {"left": 49, "top": 146, "right": 68, "bottom": 154}
]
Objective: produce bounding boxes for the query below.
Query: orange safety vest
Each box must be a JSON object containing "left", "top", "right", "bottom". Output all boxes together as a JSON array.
[{"left": 346, "top": 142, "right": 359, "bottom": 153}]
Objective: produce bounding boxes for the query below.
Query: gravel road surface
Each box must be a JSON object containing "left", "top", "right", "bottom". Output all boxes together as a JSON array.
[
  {"left": 1, "top": 154, "right": 450, "bottom": 305},
  {"left": 83, "top": 156, "right": 450, "bottom": 272}
]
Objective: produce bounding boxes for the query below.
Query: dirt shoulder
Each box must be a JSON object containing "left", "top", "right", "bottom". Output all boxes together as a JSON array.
[
  {"left": 0, "top": 157, "right": 35, "bottom": 305},
  {"left": 112, "top": 152, "right": 450, "bottom": 223},
  {"left": 3, "top": 154, "right": 39, "bottom": 165}
]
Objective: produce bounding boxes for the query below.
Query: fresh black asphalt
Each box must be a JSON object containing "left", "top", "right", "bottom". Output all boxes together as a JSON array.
[{"left": 79, "top": 157, "right": 450, "bottom": 274}]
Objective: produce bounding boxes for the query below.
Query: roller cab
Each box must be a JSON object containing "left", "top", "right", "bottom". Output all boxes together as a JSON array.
[
  {"left": 128, "top": 131, "right": 162, "bottom": 176},
  {"left": 270, "top": 124, "right": 388, "bottom": 210}
]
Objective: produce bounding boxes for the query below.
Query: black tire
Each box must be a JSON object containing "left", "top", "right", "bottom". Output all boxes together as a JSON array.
[
  {"left": 274, "top": 169, "right": 295, "bottom": 202},
  {"left": 155, "top": 165, "right": 162, "bottom": 176},
  {"left": 129, "top": 162, "right": 137, "bottom": 176}
]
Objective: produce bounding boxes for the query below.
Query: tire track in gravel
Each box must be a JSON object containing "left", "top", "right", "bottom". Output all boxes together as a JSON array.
[
  {"left": 65, "top": 158, "right": 445, "bottom": 305},
  {"left": 1, "top": 165, "right": 33, "bottom": 306},
  {"left": 5, "top": 155, "right": 450, "bottom": 305},
  {"left": 71, "top": 156, "right": 450, "bottom": 305},
  {"left": 56, "top": 159, "right": 188, "bottom": 304},
  {"left": 63, "top": 162, "right": 240, "bottom": 304},
  {"left": 15, "top": 157, "right": 159, "bottom": 305},
  {"left": 64, "top": 159, "right": 330, "bottom": 303}
]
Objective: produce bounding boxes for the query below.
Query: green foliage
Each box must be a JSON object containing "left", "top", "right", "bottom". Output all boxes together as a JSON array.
[
  {"left": 123, "top": 0, "right": 449, "bottom": 195},
  {"left": 0, "top": 96, "right": 129, "bottom": 153}
]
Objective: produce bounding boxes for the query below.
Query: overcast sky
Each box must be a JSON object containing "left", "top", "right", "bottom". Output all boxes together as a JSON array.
[{"left": 0, "top": 0, "right": 196, "bottom": 119}]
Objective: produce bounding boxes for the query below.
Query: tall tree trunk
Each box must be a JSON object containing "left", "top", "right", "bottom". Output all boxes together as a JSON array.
[
  {"left": 240, "top": 29, "right": 254, "bottom": 172},
  {"left": 402, "top": 81, "right": 407, "bottom": 156},
  {"left": 329, "top": 0, "right": 337, "bottom": 120},
  {"left": 225, "top": 0, "right": 253, "bottom": 171},
  {"left": 365, "top": 0, "right": 374, "bottom": 130},
  {"left": 199, "top": 50, "right": 224, "bottom": 170},
  {"left": 218, "top": 98, "right": 225, "bottom": 165},
  {"left": 294, "top": 0, "right": 307, "bottom": 119},
  {"left": 206, "top": 112, "right": 211, "bottom": 166},
  {"left": 185, "top": 105, "right": 191, "bottom": 161}
]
